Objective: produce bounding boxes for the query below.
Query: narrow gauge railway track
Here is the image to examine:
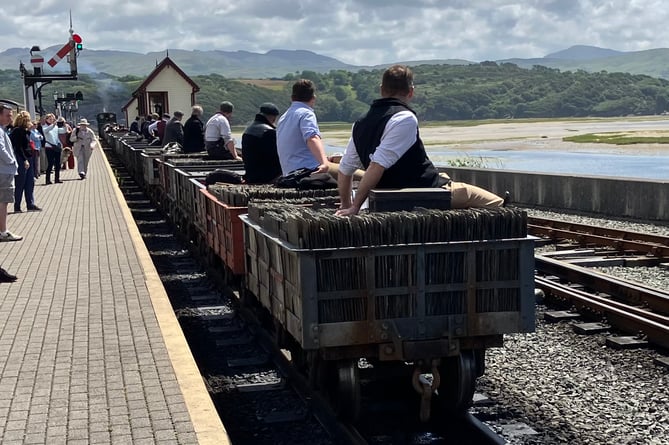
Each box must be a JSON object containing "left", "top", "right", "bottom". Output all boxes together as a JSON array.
[
  {"left": 537, "top": 256, "right": 669, "bottom": 316},
  {"left": 105, "top": 147, "right": 505, "bottom": 445},
  {"left": 534, "top": 275, "right": 669, "bottom": 350},
  {"left": 528, "top": 216, "right": 669, "bottom": 258},
  {"left": 533, "top": 225, "right": 669, "bottom": 349},
  {"left": 108, "top": 154, "right": 350, "bottom": 445}
]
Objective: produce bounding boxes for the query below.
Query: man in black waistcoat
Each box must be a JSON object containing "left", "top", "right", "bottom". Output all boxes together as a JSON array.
[
  {"left": 336, "top": 64, "right": 504, "bottom": 216},
  {"left": 241, "top": 103, "right": 282, "bottom": 184}
]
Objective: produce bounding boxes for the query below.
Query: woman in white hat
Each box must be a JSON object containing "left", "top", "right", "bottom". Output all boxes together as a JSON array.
[{"left": 69, "top": 118, "right": 97, "bottom": 179}]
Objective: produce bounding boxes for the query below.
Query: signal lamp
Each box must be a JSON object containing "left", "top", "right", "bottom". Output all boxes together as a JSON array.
[{"left": 72, "top": 34, "right": 83, "bottom": 50}]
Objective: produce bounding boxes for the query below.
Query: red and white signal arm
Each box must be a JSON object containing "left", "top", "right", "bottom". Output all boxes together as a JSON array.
[
  {"left": 46, "top": 33, "right": 83, "bottom": 68},
  {"left": 47, "top": 42, "right": 73, "bottom": 67}
]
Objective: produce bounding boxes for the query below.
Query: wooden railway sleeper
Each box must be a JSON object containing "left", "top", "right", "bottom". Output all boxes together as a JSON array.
[{"left": 412, "top": 359, "right": 441, "bottom": 422}]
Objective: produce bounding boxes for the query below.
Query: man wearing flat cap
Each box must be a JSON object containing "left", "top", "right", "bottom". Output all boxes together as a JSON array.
[{"left": 241, "top": 103, "right": 282, "bottom": 184}]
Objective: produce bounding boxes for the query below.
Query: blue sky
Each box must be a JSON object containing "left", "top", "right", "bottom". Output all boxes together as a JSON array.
[{"left": 1, "top": 0, "right": 666, "bottom": 65}]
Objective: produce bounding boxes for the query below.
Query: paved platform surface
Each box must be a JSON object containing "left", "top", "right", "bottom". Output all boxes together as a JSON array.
[{"left": 0, "top": 148, "right": 228, "bottom": 444}]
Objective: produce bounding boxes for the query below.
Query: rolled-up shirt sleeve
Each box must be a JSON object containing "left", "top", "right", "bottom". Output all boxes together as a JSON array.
[
  {"left": 369, "top": 111, "right": 418, "bottom": 168},
  {"left": 338, "top": 135, "right": 363, "bottom": 176},
  {"left": 220, "top": 117, "right": 233, "bottom": 143},
  {"left": 299, "top": 111, "right": 321, "bottom": 141}
]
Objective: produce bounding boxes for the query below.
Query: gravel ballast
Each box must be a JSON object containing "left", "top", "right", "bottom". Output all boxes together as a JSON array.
[{"left": 476, "top": 209, "right": 669, "bottom": 445}]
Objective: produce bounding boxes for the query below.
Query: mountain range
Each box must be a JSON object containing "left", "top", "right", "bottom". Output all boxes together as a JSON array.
[{"left": 2, "top": 44, "right": 669, "bottom": 79}]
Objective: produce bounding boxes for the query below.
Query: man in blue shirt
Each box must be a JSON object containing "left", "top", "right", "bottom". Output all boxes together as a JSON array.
[
  {"left": 41, "top": 114, "right": 62, "bottom": 184},
  {"left": 276, "top": 79, "right": 329, "bottom": 176}
]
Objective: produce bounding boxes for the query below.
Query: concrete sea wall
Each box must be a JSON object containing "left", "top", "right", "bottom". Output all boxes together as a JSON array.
[{"left": 441, "top": 167, "right": 668, "bottom": 221}]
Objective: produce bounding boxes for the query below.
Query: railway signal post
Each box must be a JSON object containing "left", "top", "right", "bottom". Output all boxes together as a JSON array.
[{"left": 20, "top": 13, "right": 82, "bottom": 118}]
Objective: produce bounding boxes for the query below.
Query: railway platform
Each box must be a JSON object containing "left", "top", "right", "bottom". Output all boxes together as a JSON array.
[{"left": 0, "top": 150, "right": 228, "bottom": 444}]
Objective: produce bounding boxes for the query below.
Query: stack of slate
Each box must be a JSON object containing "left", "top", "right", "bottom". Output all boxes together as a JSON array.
[
  {"left": 208, "top": 184, "right": 340, "bottom": 207},
  {"left": 247, "top": 203, "right": 527, "bottom": 249},
  {"left": 243, "top": 203, "right": 531, "bottom": 324},
  {"left": 167, "top": 158, "right": 244, "bottom": 167}
]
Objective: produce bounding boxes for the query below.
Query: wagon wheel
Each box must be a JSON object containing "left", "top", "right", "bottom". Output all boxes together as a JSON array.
[
  {"left": 316, "top": 359, "right": 361, "bottom": 422},
  {"left": 236, "top": 278, "right": 254, "bottom": 309},
  {"left": 436, "top": 350, "right": 477, "bottom": 415},
  {"left": 474, "top": 349, "right": 486, "bottom": 378}
]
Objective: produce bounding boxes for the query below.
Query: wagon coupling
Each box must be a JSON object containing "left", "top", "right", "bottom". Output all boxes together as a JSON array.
[{"left": 412, "top": 359, "right": 441, "bottom": 422}]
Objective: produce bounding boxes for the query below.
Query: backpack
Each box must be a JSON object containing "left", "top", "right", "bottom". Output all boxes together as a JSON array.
[
  {"left": 205, "top": 169, "right": 244, "bottom": 185},
  {"left": 296, "top": 172, "right": 337, "bottom": 190},
  {"left": 275, "top": 167, "right": 316, "bottom": 188}
]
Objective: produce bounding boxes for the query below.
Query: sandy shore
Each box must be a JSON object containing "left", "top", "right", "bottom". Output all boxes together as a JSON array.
[{"left": 320, "top": 117, "right": 669, "bottom": 155}]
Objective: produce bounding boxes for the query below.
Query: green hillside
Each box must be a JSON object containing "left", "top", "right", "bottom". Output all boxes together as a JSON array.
[
  {"left": 3, "top": 62, "right": 669, "bottom": 125},
  {"left": 504, "top": 48, "right": 669, "bottom": 80}
]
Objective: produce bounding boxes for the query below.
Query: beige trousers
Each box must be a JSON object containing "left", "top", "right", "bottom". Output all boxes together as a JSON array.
[
  {"left": 440, "top": 173, "right": 503, "bottom": 208},
  {"left": 448, "top": 181, "right": 504, "bottom": 208},
  {"left": 331, "top": 164, "right": 503, "bottom": 208},
  {"left": 327, "top": 161, "right": 365, "bottom": 181}
]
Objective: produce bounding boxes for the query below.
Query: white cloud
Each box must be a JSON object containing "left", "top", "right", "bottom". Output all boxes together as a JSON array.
[{"left": 2, "top": 0, "right": 668, "bottom": 65}]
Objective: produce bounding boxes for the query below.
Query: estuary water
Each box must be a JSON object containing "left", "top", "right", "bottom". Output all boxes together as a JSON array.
[
  {"left": 428, "top": 148, "right": 669, "bottom": 181},
  {"left": 325, "top": 144, "right": 669, "bottom": 181},
  {"left": 324, "top": 118, "right": 669, "bottom": 181}
]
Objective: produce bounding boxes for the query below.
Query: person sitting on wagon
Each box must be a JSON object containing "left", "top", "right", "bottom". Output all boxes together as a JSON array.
[
  {"left": 142, "top": 114, "right": 157, "bottom": 142},
  {"left": 183, "top": 105, "right": 205, "bottom": 153},
  {"left": 204, "top": 101, "right": 239, "bottom": 160},
  {"left": 335, "top": 65, "right": 506, "bottom": 216},
  {"left": 276, "top": 79, "right": 329, "bottom": 176},
  {"left": 148, "top": 113, "right": 170, "bottom": 146},
  {"left": 241, "top": 103, "right": 282, "bottom": 184},
  {"left": 129, "top": 116, "right": 141, "bottom": 135},
  {"left": 163, "top": 110, "right": 185, "bottom": 147}
]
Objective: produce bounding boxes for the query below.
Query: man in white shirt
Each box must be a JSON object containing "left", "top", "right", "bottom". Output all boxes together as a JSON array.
[
  {"left": 336, "top": 65, "right": 504, "bottom": 216},
  {"left": 204, "top": 101, "right": 239, "bottom": 160}
]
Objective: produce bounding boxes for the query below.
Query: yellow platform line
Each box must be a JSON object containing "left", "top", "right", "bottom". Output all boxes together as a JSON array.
[{"left": 101, "top": 144, "right": 230, "bottom": 445}]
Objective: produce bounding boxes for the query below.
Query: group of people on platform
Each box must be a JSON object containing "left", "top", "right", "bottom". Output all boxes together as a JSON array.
[
  {"left": 160, "top": 64, "right": 506, "bottom": 212},
  {"left": 40, "top": 114, "right": 98, "bottom": 183},
  {"left": 0, "top": 105, "right": 99, "bottom": 282}
]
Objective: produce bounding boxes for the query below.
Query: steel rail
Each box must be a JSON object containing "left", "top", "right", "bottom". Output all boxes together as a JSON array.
[
  {"left": 535, "top": 276, "right": 669, "bottom": 326},
  {"left": 535, "top": 277, "right": 669, "bottom": 350},
  {"left": 462, "top": 413, "right": 506, "bottom": 445},
  {"left": 535, "top": 256, "right": 669, "bottom": 316},
  {"left": 528, "top": 217, "right": 669, "bottom": 257}
]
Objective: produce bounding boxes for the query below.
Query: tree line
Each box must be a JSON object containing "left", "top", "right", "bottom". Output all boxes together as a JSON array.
[
  {"left": 2, "top": 62, "right": 669, "bottom": 125},
  {"left": 291, "top": 62, "right": 669, "bottom": 121}
]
